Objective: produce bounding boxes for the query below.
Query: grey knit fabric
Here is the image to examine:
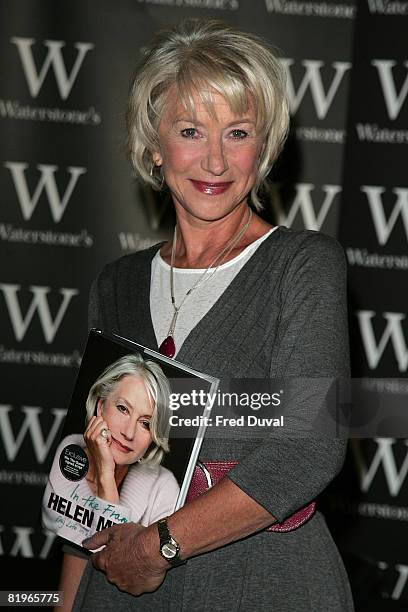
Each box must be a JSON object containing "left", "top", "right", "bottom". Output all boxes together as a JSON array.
[{"left": 73, "top": 226, "right": 354, "bottom": 611}]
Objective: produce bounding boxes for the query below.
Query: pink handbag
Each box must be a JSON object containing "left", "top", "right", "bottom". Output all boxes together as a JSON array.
[{"left": 186, "top": 460, "right": 316, "bottom": 532}]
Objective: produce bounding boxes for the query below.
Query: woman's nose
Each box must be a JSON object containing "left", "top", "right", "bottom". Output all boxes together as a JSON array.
[
  {"left": 122, "top": 418, "right": 137, "bottom": 441},
  {"left": 201, "top": 136, "right": 229, "bottom": 175}
]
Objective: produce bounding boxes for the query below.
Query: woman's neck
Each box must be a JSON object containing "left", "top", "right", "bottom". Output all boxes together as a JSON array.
[
  {"left": 161, "top": 204, "right": 272, "bottom": 269},
  {"left": 114, "top": 465, "right": 129, "bottom": 490}
]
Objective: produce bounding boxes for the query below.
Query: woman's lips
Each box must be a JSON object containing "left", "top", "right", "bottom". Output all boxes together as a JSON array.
[
  {"left": 111, "top": 436, "right": 132, "bottom": 453},
  {"left": 190, "top": 180, "right": 233, "bottom": 195}
]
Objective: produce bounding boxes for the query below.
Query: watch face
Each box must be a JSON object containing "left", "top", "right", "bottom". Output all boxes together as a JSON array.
[{"left": 162, "top": 542, "right": 177, "bottom": 559}]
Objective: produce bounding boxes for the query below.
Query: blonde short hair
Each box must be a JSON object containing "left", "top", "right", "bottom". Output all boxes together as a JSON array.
[
  {"left": 85, "top": 353, "right": 171, "bottom": 465},
  {"left": 126, "top": 19, "right": 289, "bottom": 210}
]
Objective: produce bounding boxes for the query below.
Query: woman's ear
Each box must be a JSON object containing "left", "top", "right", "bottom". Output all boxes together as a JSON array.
[
  {"left": 96, "top": 399, "right": 103, "bottom": 417},
  {"left": 152, "top": 152, "right": 163, "bottom": 167}
]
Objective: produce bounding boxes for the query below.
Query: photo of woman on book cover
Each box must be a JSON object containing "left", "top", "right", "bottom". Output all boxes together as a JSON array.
[{"left": 42, "top": 353, "right": 180, "bottom": 547}]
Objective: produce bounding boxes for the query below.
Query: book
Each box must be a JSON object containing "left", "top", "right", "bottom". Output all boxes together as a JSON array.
[{"left": 42, "top": 328, "right": 218, "bottom": 547}]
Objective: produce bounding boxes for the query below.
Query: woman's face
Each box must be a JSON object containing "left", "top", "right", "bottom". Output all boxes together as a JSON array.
[
  {"left": 152, "top": 87, "right": 264, "bottom": 224},
  {"left": 97, "top": 374, "right": 154, "bottom": 466}
]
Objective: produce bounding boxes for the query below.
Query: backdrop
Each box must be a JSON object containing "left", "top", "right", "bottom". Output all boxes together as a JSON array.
[{"left": 0, "top": 1, "right": 406, "bottom": 609}]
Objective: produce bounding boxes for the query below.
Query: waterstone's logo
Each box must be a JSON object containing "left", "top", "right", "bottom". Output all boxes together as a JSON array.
[
  {"left": 265, "top": 0, "right": 355, "bottom": 18},
  {"left": 11, "top": 38, "right": 93, "bottom": 100},
  {"left": 367, "top": 0, "right": 408, "bottom": 15},
  {"left": 136, "top": 0, "right": 238, "bottom": 8},
  {"left": 352, "top": 439, "right": 408, "bottom": 497},
  {"left": 2, "top": 162, "right": 93, "bottom": 248},
  {"left": 356, "top": 61, "right": 408, "bottom": 143},
  {"left": 363, "top": 185, "right": 408, "bottom": 245},
  {"left": 0, "top": 283, "right": 81, "bottom": 367},
  {"left": 0, "top": 405, "right": 66, "bottom": 464},
  {"left": 1, "top": 38, "right": 100, "bottom": 125},
  {"left": 0, "top": 283, "right": 78, "bottom": 344},
  {"left": 373, "top": 60, "right": 408, "bottom": 120},
  {"left": 273, "top": 183, "right": 341, "bottom": 231},
  {"left": 357, "top": 310, "right": 408, "bottom": 373},
  {"left": 281, "top": 59, "right": 351, "bottom": 143},
  {"left": 5, "top": 162, "right": 85, "bottom": 223},
  {"left": 346, "top": 186, "right": 408, "bottom": 271}
]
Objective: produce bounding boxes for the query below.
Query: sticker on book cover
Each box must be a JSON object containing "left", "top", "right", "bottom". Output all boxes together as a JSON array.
[{"left": 59, "top": 444, "right": 89, "bottom": 481}]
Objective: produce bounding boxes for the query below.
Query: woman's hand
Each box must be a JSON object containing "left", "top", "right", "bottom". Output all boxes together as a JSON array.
[
  {"left": 82, "top": 478, "right": 275, "bottom": 595},
  {"left": 81, "top": 478, "right": 276, "bottom": 598},
  {"left": 84, "top": 416, "right": 118, "bottom": 502},
  {"left": 83, "top": 522, "right": 168, "bottom": 596}
]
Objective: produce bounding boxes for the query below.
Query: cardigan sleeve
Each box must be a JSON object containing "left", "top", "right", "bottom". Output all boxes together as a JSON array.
[{"left": 227, "top": 232, "right": 350, "bottom": 523}]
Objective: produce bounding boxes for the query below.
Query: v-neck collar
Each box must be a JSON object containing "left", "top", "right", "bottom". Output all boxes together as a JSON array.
[{"left": 129, "top": 227, "right": 283, "bottom": 369}]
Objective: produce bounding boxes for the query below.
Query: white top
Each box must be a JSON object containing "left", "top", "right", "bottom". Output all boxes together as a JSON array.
[
  {"left": 150, "top": 228, "right": 277, "bottom": 356},
  {"left": 42, "top": 434, "right": 180, "bottom": 546}
]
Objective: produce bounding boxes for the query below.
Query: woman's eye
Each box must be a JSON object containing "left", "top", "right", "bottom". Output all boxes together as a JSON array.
[
  {"left": 231, "top": 129, "right": 248, "bottom": 139},
  {"left": 140, "top": 420, "right": 150, "bottom": 430},
  {"left": 116, "top": 404, "right": 128, "bottom": 414},
  {"left": 181, "top": 127, "right": 198, "bottom": 138}
]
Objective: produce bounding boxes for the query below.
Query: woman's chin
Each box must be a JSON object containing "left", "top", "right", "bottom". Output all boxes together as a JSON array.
[{"left": 111, "top": 448, "right": 137, "bottom": 467}]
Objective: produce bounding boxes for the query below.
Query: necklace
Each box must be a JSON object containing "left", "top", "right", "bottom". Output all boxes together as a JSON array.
[{"left": 159, "top": 208, "right": 253, "bottom": 358}]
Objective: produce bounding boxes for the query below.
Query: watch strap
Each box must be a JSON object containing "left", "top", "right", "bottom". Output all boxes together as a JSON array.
[{"left": 157, "top": 517, "right": 185, "bottom": 567}]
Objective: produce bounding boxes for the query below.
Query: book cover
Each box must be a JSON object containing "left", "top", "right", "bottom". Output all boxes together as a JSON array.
[{"left": 42, "top": 329, "right": 218, "bottom": 547}]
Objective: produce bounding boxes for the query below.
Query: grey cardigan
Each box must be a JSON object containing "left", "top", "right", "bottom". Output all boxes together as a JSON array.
[{"left": 74, "top": 226, "right": 354, "bottom": 611}]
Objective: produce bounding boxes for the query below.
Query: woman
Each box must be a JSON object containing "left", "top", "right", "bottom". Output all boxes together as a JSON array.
[
  {"left": 43, "top": 354, "right": 179, "bottom": 610},
  {"left": 70, "top": 18, "right": 353, "bottom": 611}
]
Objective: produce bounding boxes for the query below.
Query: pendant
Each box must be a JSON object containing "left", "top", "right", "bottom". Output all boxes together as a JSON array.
[{"left": 159, "top": 335, "right": 176, "bottom": 358}]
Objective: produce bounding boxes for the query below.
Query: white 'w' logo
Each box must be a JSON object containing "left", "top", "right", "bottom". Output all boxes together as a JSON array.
[
  {"left": 0, "top": 284, "right": 79, "bottom": 343},
  {"left": 11, "top": 37, "right": 94, "bottom": 99}
]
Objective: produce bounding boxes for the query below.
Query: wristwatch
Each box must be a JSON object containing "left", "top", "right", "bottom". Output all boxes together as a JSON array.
[{"left": 157, "top": 517, "right": 185, "bottom": 567}]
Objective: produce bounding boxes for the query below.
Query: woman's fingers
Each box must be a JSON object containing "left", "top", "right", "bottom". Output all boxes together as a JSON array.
[
  {"left": 84, "top": 416, "right": 111, "bottom": 444},
  {"left": 86, "top": 415, "right": 107, "bottom": 436},
  {"left": 84, "top": 416, "right": 116, "bottom": 480}
]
